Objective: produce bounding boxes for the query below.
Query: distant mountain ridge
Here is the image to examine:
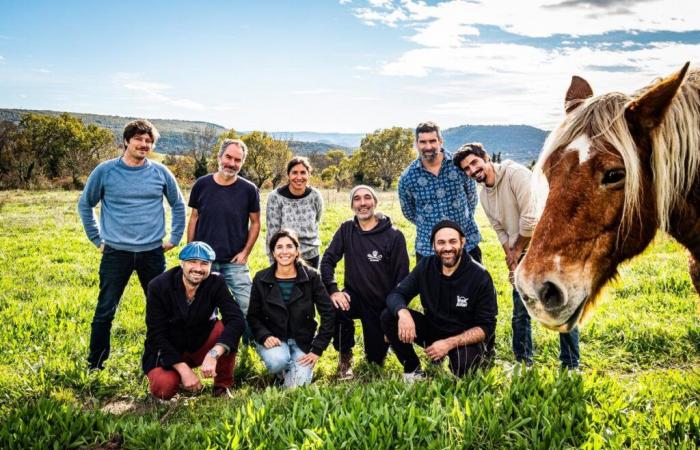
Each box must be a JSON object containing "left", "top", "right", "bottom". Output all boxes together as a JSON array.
[{"left": 0, "top": 108, "right": 548, "bottom": 163}]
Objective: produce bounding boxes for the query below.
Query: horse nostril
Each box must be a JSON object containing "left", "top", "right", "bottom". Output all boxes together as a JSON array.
[{"left": 539, "top": 281, "right": 564, "bottom": 308}]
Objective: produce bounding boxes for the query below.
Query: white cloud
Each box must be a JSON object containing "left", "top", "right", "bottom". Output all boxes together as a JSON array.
[
  {"left": 113, "top": 72, "right": 205, "bottom": 111},
  {"left": 339, "top": 0, "right": 352, "bottom": 4},
  {"left": 348, "top": 1, "right": 699, "bottom": 128},
  {"left": 354, "top": 0, "right": 700, "bottom": 39},
  {"left": 33, "top": 68, "right": 52, "bottom": 74}
]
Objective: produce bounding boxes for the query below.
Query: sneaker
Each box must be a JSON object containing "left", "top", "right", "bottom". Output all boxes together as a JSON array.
[
  {"left": 337, "top": 352, "right": 354, "bottom": 381},
  {"left": 402, "top": 368, "right": 427, "bottom": 383}
]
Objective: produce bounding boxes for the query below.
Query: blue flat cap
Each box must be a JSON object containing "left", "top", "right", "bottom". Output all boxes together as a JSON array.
[{"left": 178, "top": 241, "right": 216, "bottom": 262}]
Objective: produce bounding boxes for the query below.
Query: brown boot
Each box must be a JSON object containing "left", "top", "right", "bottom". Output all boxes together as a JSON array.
[{"left": 337, "top": 352, "right": 354, "bottom": 380}]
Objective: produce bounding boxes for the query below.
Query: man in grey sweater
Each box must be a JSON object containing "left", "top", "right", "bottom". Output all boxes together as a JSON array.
[
  {"left": 78, "top": 119, "right": 186, "bottom": 370},
  {"left": 453, "top": 143, "right": 580, "bottom": 369}
]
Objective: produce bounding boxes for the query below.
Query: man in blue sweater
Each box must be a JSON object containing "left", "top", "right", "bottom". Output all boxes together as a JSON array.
[{"left": 78, "top": 119, "right": 186, "bottom": 370}]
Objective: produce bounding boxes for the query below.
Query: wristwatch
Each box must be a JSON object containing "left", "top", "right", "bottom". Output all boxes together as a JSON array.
[{"left": 208, "top": 348, "right": 220, "bottom": 359}]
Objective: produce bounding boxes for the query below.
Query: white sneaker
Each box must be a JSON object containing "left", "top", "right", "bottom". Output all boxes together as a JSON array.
[{"left": 402, "top": 369, "right": 427, "bottom": 383}]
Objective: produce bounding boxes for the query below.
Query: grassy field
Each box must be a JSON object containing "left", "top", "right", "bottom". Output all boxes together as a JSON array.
[{"left": 0, "top": 189, "right": 698, "bottom": 449}]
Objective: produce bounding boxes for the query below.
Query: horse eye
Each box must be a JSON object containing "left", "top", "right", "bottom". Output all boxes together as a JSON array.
[{"left": 602, "top": 168, "right": 625, "bottom": 185}]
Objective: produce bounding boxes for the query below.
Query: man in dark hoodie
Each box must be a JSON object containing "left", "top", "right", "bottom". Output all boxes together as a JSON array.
[
  {"left": 321, "top": 185, "right": 410, "bottom": 380},
  {"left": 381, "top": 221, "right": 497, "bottom": 381}
]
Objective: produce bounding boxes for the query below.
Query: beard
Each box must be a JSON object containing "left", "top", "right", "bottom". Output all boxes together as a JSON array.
[
  {"left": 183, "top": 269, "right": 208, "bottom": 285},
  {"left": 420, "top": 149, "right": 438, "bottom": 162},
  {"left": 439, "top": 247, "right": 462, "bottom": 268}
]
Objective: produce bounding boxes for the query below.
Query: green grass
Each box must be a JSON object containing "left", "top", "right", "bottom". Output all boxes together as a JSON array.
[{"left": 0, "top": 189, "right": 698, "bottom": 449}]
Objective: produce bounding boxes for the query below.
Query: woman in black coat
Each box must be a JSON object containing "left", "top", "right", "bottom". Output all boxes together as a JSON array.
[{"left": 247, "top": 229, "right": 335, "bottom": 387}]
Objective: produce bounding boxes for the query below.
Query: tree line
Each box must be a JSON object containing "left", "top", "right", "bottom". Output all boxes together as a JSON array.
[{"left": 0, "top": 112, "right": 417, "bottom": 191}]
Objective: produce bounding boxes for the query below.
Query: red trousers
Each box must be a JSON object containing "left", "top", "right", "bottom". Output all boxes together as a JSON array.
[{"left": 147, "top": 320, "right": 236, "bottom": 399}]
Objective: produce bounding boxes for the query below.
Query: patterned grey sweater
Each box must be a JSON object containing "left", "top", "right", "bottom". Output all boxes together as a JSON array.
[{"left": 265, "top": 185, "right": 324, "bottom": 260}]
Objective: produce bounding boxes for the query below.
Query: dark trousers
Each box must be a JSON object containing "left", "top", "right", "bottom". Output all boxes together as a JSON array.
[
  {"left": 512, "top": 289, "right": 580, "bottom": 368},
  {"left": 380, "top": 308, "right": 493, "bottom": 376},
  {"left": 88, "top": 245, "right": 165, "bottom": 369},
  {"left": 147, "top": 320, "right": 236, "bottom": 399},
  {"left": 416, "top": 245, "right": 482, "bottom": 265},
  {"left": 332, "top": 290, "right": 389, "bottom": 365}
]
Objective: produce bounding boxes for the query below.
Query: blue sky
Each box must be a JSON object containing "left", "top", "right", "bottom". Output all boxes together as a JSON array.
[{"left": 1, "top": 0, "right": 699, "bottom": 132}]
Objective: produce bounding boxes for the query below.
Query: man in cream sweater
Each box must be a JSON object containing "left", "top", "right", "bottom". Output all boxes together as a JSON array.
[{"left": 453, "top": 143, "right": 580, "bottom": 370}]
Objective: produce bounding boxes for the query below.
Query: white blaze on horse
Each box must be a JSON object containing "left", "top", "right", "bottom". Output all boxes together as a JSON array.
[{"left": 515, "top": 62, "right": 700, "bottom": 332}]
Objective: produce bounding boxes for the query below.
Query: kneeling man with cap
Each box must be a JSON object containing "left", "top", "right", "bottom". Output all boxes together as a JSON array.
[
  {"left": 381, "top": 221, "right": 498, "bottom": 380},
  {"left": 142, "top": 242, "right": 246, "bottom": 399}
]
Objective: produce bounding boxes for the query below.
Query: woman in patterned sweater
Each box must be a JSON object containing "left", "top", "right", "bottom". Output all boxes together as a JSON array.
[{"left": 265, "top": 157, "right": 324, "bottom": 268}]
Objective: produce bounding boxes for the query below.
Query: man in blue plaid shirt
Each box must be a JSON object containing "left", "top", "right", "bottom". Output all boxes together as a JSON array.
[{"left": 398, "top": 122, "right": 482, "bottom": 263}]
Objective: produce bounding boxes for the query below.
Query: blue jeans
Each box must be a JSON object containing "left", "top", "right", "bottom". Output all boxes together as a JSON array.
[
  {"left": 88, "top": 245, "right": 165, "bottom": 369},
  {"left": 256, "top": 339, "right": 314, "bottom": 388},
  {"left": 212, "top": 262, "right": 252, "bottom": 316},
  {"left": 512, "top": 289, "right": 580, "bottom": 368}
]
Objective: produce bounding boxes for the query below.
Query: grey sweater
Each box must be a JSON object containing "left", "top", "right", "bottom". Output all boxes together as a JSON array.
[{"left": 265, "top": 185, "right": 324, "bottom": 260}]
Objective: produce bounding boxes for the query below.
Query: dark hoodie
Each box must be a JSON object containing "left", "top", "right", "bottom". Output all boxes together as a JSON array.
[
  {"left": 321, "top": 214, "right": 409, "bottom": 311},
  {"left": 386, "top": 254, "right": 498, "bottom": 343}
]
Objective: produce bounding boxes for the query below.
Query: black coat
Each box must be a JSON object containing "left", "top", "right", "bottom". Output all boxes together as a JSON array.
[
  {"left": 247, "top": 262, "right": 335, "bottom": 356},
  {"left": 142, "top": 267, "right": 246, "bottom": 374}
]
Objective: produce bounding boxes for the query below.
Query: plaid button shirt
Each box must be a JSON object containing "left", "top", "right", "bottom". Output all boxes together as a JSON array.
[{"left": 398, "top": 149, "right": 480, "bottom": 256}]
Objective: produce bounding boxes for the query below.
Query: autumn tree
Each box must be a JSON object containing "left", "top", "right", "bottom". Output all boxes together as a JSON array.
[
  {"left": 321, "top": 153, "right": 354, "bottom": 191},
  {"left": 241, "top": 131, "right": 292, "bottom": 188},
  {"left": 356, "top": 127, "right": 414, "bottom": 190}
]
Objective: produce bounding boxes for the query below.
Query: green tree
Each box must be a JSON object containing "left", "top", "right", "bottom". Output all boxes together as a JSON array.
[
  {"left": 321, "top": 153, "right": 353, "bottom": 191},
  {"left": 356, "top": 127, "right": 414, "bottom": 190},
  {"left": 241, "top": 131, "right": 292, "bottom": 188}
]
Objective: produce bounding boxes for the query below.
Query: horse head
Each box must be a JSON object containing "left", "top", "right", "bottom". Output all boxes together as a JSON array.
[{"left": 515, "top": 63, "right": 691, "bottom": 332}]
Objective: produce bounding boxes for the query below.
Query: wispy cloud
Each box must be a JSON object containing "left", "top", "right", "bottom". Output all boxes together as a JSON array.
[
  {"left": 32, "top": 68, "right": 51, "bottom": 74},
  {"left": 345, "top": 0, "right": 699, "bottom": 128},
  {"left": 113, "top": 73, "right": 205, "bottom": 111},
  {"left": 351, "top": 0, "right": 700, "bottom": 39}
]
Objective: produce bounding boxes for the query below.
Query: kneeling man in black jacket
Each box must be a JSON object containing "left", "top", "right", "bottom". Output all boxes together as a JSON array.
[
  {"left": 381, "top": 220, "right": 498, "bottom": 381},
  {"left": 142, "top": 242, "right": 246, "bottom": 399}
]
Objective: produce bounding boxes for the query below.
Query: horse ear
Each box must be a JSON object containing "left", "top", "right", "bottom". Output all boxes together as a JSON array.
[
  {"left": 565, "top": 76, "right": 593, "bottom": 114},
  {"left": 625, "top": 62, "right": 690, "bottom": 133}
]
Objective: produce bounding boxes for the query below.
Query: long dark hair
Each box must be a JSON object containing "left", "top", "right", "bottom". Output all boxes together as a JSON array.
[{"left": 268, "top": 228, "right": 304, "bottom": 265}]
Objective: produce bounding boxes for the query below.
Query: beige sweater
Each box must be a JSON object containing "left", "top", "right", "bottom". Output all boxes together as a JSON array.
[{"left": 479, "top": 160, "right": 537, "bottom": 248}]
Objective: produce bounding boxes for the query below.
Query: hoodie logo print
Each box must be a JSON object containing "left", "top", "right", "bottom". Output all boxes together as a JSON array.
[
  {"left": 456, "top": 296, "right": 469, "bottom": 307},
  {"left": 367, "top": 250, "right": 383, "bottom": 262}
]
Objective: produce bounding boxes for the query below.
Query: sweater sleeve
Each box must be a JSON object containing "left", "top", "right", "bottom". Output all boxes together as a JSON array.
[
  {"left": 314, "top": 189, "right": 324, "bottom": 222},
  {"left": 511, "top": 167, "right": 537, "bottom": 238},
  {"left": 309, "top": 273, "right": 336, "bottom": 356},
  {"left": 392, "top": 231, "right": 410, "bottom": 287},
  {"left": 265, "top": 192, "right": 282, "bottom": 259},
  {"left": 163, "top": 167, "right": 186, "bottom": 246},
  {"left": 145, "top": 282, "right": 184, "bottom": 369},
  {"left": 471, "top": 271, "right": 498, "bottom": 342},
  {"left": 213, "top": 278, "right": 246, "bottom": 354},
  {"left": 386, "top": 263, "right": 421, "bottom": 316},
  {"left": 481, "top": 196, "right": 510, "bottom": 246},
  {"left": 77, "top": 164, "right": 105, "bottom": 247},
  {"left": 320, "top": 226, "right": 344, "bottom": 294}
]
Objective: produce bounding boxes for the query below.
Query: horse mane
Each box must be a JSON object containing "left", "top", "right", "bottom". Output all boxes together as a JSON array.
[{"left": 535, "top": 68, "right": 700, "bottom": 234}]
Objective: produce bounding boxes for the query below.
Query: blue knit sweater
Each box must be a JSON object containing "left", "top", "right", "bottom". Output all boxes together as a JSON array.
[{"left": 78, "top": 157, "right": 186, "bottom": 252}]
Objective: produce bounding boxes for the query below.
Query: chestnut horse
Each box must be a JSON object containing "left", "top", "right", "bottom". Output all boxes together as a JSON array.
[{"left": 515, "top": 63, "right": 700, "bottom": 332}]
